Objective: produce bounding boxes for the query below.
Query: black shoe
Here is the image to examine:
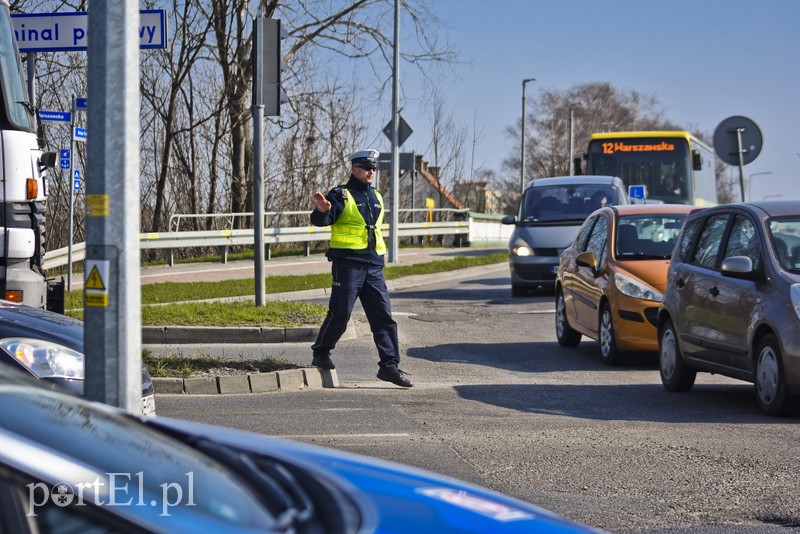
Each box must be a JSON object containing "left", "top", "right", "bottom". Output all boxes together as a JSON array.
[
  {"left": 377, "top": 368, "right": 413, "bottom": 388},
  {"left": 311, "top": 355, "right": 335, "bottom": 370}
]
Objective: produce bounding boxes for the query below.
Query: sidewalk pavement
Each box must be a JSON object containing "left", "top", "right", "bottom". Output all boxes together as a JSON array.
[{"left": 146, "top": 261, "right": 508, "bottom": 395}]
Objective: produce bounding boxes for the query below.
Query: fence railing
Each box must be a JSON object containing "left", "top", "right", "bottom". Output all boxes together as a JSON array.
[{"left": 42, "top": 208, "right": 507, "bottom": 270}]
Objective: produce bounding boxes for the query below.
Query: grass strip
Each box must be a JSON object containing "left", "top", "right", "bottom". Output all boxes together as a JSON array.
[
  {"left": 143, "top": 351, "right": 299, "bottom": 378},
  {"left": 64, "top": 252, "right": 506, "bottom": 325}
]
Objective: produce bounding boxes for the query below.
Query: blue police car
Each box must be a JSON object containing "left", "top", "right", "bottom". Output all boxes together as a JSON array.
[{"left": 0, "top": 363, "right": 600, "bottom": 532}]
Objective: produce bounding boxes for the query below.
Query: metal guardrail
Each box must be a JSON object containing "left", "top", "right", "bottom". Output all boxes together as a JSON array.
[{"left": 43, "top": 209, "right": 476, "bottom": 270}]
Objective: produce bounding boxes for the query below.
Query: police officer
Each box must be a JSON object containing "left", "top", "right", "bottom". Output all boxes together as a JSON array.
[{"left": 309, "top": 148, "right": 413, "bottom": 388}]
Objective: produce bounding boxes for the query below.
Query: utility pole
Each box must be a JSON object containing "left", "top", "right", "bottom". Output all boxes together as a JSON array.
[
  {"left": 388, "top": 0, "right": 401, "bottom": 263},
  {"left": 84, "top": 0, "right": 142, "bottom": 413},
  {"left": 520, "top": 77, "right": 535, "bottom": 193}
]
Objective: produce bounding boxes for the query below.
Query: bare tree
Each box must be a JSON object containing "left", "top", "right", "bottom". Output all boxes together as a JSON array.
[{"left": 497, "top": 81, "right": 692, "bottom": 212}]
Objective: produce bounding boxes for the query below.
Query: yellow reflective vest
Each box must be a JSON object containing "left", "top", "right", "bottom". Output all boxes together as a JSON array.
[{"left": 330, "top": 187, "right": 386, "bottom": 255}]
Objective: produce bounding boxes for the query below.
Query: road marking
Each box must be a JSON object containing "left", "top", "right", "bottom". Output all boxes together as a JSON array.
[
  {"left": 517, "top": 309, "right": 555, "bottom": 314},
  {"left": 281, "top": 433, "right": 411, "bottom": 439}
]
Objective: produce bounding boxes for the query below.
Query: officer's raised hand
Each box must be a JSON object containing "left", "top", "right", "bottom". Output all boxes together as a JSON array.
[{"left": 312, "top": 192, "right": 331, "bottom": 213}]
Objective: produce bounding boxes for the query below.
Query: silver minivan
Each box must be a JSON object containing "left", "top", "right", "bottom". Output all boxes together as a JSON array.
[{"left": 501, "top": 175, "right": 629, "bottom": 296}]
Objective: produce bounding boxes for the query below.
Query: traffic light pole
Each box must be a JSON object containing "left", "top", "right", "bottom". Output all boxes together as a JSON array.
[{"left": 253, "top": 12, "right": 266, "bottom": 306}]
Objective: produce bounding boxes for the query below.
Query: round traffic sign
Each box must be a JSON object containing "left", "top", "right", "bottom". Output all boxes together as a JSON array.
[{"left": 712, "top": 115, "right": 763, "bottom": 166}]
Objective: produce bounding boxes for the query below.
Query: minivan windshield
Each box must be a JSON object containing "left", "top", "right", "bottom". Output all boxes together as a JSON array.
[{"left": 521, "top": 183, "right": 622, "bottom": 223}]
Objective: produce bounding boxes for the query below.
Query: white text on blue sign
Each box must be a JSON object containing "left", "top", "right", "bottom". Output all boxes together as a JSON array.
[{"left": 11, "top": 11, "right": 166, "bottom": 52}]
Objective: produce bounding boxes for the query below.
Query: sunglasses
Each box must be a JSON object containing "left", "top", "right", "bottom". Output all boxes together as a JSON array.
[{"left": 354, "top": 163, "right": 377, "bottom": 171}]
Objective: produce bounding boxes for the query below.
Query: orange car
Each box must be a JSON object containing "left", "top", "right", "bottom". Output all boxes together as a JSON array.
[{"left": 555, "top": 204, "right": 697, "bottom": 364}]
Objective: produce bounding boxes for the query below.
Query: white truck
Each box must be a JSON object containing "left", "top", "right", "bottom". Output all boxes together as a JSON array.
[{"left": 0, "top": 0, "right": 61, "bottom": 312}]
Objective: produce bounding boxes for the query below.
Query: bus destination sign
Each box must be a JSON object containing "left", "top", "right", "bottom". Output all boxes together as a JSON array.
[{"left": 602, "top": 141, "right": 675, "bottom": 154}]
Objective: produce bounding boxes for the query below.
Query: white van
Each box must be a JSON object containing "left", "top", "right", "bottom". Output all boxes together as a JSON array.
[{"left": 501, "top": 175, "right": 629, "bottom": 296}]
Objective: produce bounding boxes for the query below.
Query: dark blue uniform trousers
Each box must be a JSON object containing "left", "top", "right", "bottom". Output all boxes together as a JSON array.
[{"left": 312, "top": 258, "right": 400, "bottom": 371}]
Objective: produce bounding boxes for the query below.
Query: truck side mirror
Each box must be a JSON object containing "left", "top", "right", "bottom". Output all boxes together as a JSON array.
[{"left": 39, "top": 152, "right": 57, "bottom": 170}]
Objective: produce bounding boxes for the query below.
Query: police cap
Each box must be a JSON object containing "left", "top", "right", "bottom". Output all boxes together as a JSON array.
[{"left": 349, "top": 148, "right": 379, "bottom": 169}]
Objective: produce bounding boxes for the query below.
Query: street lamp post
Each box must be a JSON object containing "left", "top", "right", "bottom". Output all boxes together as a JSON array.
[
  {"left": 520, "top": 77, "right": 536, "bottom": 194},
  {"left": 568, "top": 102, "right": 582, "bottom": 176},
  {"left": 748, "top": 171, "right": 773, "bottom": 201}
]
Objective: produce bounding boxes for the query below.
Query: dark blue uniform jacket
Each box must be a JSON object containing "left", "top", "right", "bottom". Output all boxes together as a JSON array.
[{"left": 310, "top": 175, "right": 384, "bottom": 266}]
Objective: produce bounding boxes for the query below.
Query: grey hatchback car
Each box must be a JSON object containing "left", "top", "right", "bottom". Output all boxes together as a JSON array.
[{"left": 657, "top": 201, "right": 800, "bottom": 415}]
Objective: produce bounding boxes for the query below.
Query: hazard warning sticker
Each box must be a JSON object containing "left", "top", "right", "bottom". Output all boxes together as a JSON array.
[{"left": 84, "top": 260, "right": 110, "bottom": 307}]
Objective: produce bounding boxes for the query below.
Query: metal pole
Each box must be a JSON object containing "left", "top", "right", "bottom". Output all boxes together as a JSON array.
[
  {"left": 735, "top": 128, "right": 747, "bottom": 202},
  {"left": 67, "top": 95, "right": 75, "bottom": 291},
  {"left": 568, "top": 105, "right": 575, "bottom": 175},
  {"left": 520, "top": 78, "right": 535, "bottom": 194},
  {"left": 84, "top": 0, "right": 142, "bottom": 413},
  {"left": 253, "top": 13, "right": 266, "bottom": 306},
  {"left": 388, "top": 0, "right": 401, "bottom": 263}
]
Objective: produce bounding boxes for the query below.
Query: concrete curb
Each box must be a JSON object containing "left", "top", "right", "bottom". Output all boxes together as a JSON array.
[
  {"left": 143, "top": 320, "right": 356, "bottom": 345},
  {"left": 153, "top": 367, "right": 339, "bottom": 395}
]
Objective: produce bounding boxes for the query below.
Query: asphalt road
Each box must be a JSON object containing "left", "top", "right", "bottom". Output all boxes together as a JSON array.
[{"left": 154, "top": 265, "right": 800, "bottom": 534}]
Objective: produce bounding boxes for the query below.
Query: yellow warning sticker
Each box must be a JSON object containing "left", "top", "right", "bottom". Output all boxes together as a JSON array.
[
  {"left": 85, "top": 293, "right": 108, "bottom": 307},
  {"left": 86, "top": 194, "right": 109, "bottom": 217},
  {"left": 85, "top": 266, "right": 106, "bottom": 290}
]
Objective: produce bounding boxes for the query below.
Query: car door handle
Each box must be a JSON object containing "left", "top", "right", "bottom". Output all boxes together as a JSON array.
[{"left": 709, "top": 286, "right": 719, "bottom": 297}]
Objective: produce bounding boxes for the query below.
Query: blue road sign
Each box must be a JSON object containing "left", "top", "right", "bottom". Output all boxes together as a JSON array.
[
  {"left": 74, "top": 127, "right": 87, "bottom": 142},
  {"left": 11, "top": 10, "right": 167, "bottom": 52},
  {"left": 75, "top": 98, "right": 87, "bottom": 110},
  {"left": 73, "top": 179, "right": 80, "bottom": 191},
  {"left": 59, "top": 149, "right": 70, "bottom": 169},
  {"left": 38, "top": 110, "right": 71, "bottom": 122},
  {"left": 73, "top": 170, "right": 81, "bottom": 180}
]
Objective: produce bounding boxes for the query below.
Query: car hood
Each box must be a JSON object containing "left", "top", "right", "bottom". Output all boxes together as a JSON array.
[
  {"left": 615, "top": 260, "right": 670, "bottom": 293},
  {"left": 513, "top": 224, "right": 583, "bottom": 249},
  {"left": 147, "top": 417, "right": 598, "bottom": 534},
  {"left": 0, "top": 300, "right": 83, "bottom": 350}
]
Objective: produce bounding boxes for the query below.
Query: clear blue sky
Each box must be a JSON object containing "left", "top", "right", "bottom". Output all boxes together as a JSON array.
[{"left": 384, "top": 0, "right": 800, "bottom": 201}]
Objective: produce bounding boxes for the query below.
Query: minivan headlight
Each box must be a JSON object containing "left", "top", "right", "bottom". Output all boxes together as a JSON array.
[
  {"left": 791, "top": 284, "right": 800, "bottom": 321},
  {"left": 613, "top": 272, "right": 662, "bottom": 302},
  {"left": 0, "top": 338, "right": 84, "bottom": 379},
  {"left": 512, "top": 245, "right": 532, "bottom": 257}
]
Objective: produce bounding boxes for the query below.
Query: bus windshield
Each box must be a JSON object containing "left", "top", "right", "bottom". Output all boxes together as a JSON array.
[
  {"left": 587, "top": 136, "right": 692, "bottom": 204},
  {"left": 0, "top": 5, "right": 35, "bottom": 131}
]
